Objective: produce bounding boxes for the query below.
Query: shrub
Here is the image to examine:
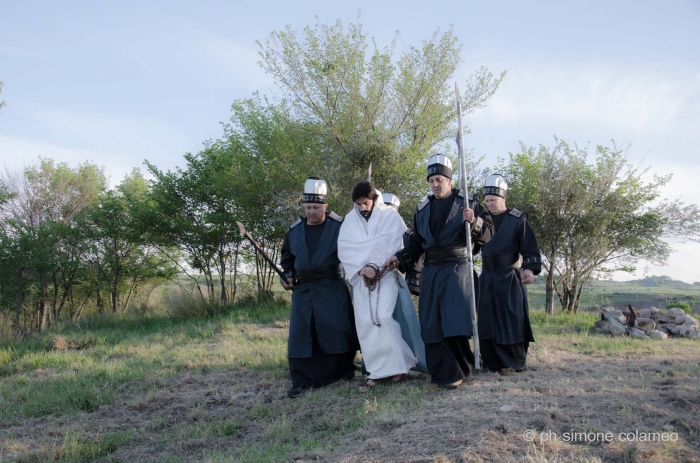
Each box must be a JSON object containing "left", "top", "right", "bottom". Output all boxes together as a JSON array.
[{"left": 166, "top": 291, "right": 234, "bottom": 320}]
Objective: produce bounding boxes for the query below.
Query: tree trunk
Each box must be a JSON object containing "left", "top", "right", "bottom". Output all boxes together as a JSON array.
[
  {"left": 97, "top": 287, "right": 105, "bottom": 316},
  {"left": 219, "top": 251, "right": 227, "bottom": 304},
  {"left": 545, "top": 261, "right": 555, "bottom": 315},
  {"left": 231, "top": 242, "right": 239, "bottom": 303}
]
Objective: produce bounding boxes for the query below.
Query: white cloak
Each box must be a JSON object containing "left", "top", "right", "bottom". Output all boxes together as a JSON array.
[{"left": 338, "top": 198, "right": 417, "bottom": 379}]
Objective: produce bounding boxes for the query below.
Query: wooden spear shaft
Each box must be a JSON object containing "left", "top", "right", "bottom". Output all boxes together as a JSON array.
[
  {"left": 455, "top": 82, "right": 481, "bottom": 371},
  {"left": 235, "top": 221, "right": 290, "bottom": 285}
]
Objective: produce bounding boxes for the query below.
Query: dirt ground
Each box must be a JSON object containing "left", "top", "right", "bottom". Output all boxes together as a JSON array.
[{"left": 2, "top": 341, "right": 699, "bottom": 463}]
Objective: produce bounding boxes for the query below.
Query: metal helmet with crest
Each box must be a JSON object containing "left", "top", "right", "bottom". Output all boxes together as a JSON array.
[
  {"left": 483, "top": 174, "right": 508, "bottom": 198},
  {"left": 302, "top": 177, "right": 328, "bottom": 203},
  {"left": 426, "top": 154, "right": 453, "bottom": 180},
  {"left": 383, "top": 193, "right": 400, "bottom": 210}
]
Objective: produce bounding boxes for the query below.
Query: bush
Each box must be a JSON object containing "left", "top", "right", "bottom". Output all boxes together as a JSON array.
[
  {"left": 667, "top": 301, "right": 692, "bottom": 314},
  {"left": 166, "top": 291, "right": 234, "bottom": 320}
]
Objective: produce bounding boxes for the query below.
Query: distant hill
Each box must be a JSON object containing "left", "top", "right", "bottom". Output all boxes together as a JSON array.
[{"left": 624, "top": 275, "right": 694, "bottom": 288}]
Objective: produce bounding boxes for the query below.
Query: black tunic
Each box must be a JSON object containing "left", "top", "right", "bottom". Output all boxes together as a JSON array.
[
  {"left": 398, "top": 189, "right": 493, "bottom": 342},
  {"left": 478, "top": 208, "right": 541, "bottom": 371},
  {"left": 395, "top": 189, "right": 493, "bottom": 384},
  {"left": 280, "top": 212, "right": 358, "bottom": 388}
]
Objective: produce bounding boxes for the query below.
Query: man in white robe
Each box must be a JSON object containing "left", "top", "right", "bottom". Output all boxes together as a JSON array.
[{"left": 338, "top": 182, "right": 416, "bottom": 385}]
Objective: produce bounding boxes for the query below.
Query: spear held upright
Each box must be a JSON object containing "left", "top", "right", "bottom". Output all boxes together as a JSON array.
[
  {"left": 235, "top": 221, "right": 290, "bottom": 286},
  {"left": 454, "top": 82, "right": 481, "bottom": 371}
]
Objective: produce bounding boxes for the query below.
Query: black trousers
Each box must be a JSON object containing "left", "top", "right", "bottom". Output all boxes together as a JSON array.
[
  {"left": 480, "top": 339, "right": 528, "bottom": 372},
  {"left": 289, "top": 317, "right": 356, "bottom": 389},
  {"left": 425, "top": 335, "right": 474, "bottom": 386}
]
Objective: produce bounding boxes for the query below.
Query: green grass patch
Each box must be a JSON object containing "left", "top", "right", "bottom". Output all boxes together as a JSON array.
[
  {"left": 530, "top": 309, "right": 598, "bottom": 335},
  {"left": 0, "top": 295, "right": 291, "bottom": 423}
]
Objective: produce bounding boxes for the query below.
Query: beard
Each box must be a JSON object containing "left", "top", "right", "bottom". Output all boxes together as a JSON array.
[{"left": 360, "top": 209, "right": 372, "bottom": 221}]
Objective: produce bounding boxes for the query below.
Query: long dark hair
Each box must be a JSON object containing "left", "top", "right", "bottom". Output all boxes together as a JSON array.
[{"left": 351, "top": 181, "right": 379, "bottom": 202}]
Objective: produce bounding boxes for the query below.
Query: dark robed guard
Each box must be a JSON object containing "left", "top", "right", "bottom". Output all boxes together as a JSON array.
[
  {"left": 478, "top": 174, "right": 541, "bottom": 373},
  {"left": 385, "top": 155, "right": 493, "bottom": 387},
  {"left": 280, "top": 177, "right": 358, "bottom": 398}
]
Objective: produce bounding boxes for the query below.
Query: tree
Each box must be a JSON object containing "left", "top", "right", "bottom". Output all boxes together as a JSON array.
[
  {"left": 84, "top": 170, "right": 176, "bottom": 314},
  {"left": 0, "top": 160, "right": 106, "bottom": 331},
  {"left": 144, "top": 147, "right": 246, "bottom": 303},
  {"left": 257, "top": 18, "right": 505, "bottom": 216},
  {"left": 500, "top": 139, "right": 697, "bottom": 314},
  {"left": 219, "top": 95, "right": 325, "bottom": 292}
]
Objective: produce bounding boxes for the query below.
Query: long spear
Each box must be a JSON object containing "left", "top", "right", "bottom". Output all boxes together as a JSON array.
[
  {"left": 235, "top": 221, "right": 290, "bottom": 285},
  {"left": 454, "top": 82, "right": 481, "bottom": 371}
]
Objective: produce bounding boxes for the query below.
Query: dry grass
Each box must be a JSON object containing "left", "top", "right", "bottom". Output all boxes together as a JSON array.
[{"left": 1, "top": 317, "right": 699, "bottom": 462}]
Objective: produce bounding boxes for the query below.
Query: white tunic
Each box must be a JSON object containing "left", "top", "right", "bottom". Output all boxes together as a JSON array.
[{"left": 338, "top": 198, "right": 417, "bottom": 379}]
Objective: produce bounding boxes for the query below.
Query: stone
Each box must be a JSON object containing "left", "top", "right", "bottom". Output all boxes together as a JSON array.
[
  {"left": 647, "top": 330, "right": 668, "bottom": 340},
  {"left": 627, "top": 327, "right": 649, "bottom": 339},
  {"left": 674, "top": 315, "right": 689, "bottom": 325},
  {"left": 593, "top": 319, "right": 606, "bottom": 331},
  {"left": 637, "top": 308, "right": 652, "bottom": 319},
  {"left": 680, "top": 325, "right": 700, "bottom": 338},
  {"left": 668, "top": 307, "right": 686, "bottom": 318},
  {"left": 635, "top": 318, "right": 656, "bottom": 331},
  {"left": 608, "top": 320, "right": 628, "bottom": 337},
  {"left": 656, "top": 324, "right": 669, "bottom": 334},
  {"left": 662, "top": 323, "right": 681, "bottom": 336},
  {"left": 685, "top": 316, "right": 699, "bottom": 328},
  {"left": 652, "top": 311, "right": 676, "bottom": 324},
  {"left": 602, "top": 310, "right": 626, "bottom": 325}
]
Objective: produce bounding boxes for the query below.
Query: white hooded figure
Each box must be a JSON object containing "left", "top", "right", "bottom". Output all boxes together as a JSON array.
[{"left": 338, "top": 182, "right": 416, "bottom": 383}]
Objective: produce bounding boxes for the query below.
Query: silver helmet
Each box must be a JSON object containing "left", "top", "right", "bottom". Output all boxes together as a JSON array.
[
  {"left": 426, "top": 154, "right": 453, "bottom": 180},
  {"left": 383, "top": 193, "right": 400, "bottom": 210},
  {"left": 483, "top": 174, "right": 508, "bottom": 198},
  {"left": 302, "top": 177, "right": 328, "bottom": 203}
]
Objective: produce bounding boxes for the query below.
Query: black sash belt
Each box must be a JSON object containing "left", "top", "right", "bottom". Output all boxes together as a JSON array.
[
  {"left": 481, "top": 253, "right": 520, "bottom": 271},
  {"left": 424, "top": 247, "right": 469, "bottom": 266},
  {"left": 295, "top": 264, "right": 344, "bottom": 285}
]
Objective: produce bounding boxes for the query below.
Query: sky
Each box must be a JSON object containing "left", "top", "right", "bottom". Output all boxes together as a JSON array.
[{"left": 1, "top": 0, "right": 699, "bottom": 282}]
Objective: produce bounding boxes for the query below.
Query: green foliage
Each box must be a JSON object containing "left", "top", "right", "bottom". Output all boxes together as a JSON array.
[
  {"left": 501, "top": 139, "right": 674, "bottom": 314},
  {"left": 257, "top": 17, "right": 504, "bottom": 218},
  {"left": 667, "top": 300, "right": 693, "bottom": 314},
  {"left": 143, "top": 148, "right": 245, "bottom": 302},
  {"left": 0, "top": 162, "right": 177, "bottom": 336}
]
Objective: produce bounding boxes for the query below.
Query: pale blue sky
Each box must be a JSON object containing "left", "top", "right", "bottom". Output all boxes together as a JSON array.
[{"left": 1, "top": 0, "right": 699, "bottom": 282}]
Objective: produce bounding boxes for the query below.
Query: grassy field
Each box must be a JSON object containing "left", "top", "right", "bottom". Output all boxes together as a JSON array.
[
  {"left": 1, "top": 290, "right": 699, "bottom": 462},
  {"left": 526, "top": 279, "right": 700, "bottom": 314}
]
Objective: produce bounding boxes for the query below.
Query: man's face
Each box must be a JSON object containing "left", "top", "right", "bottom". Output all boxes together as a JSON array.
[
  {"left": 484, "top": 195, "right": 507, "bottom": 215},
  {"left": 354, "top": 197, "right": 374, "bottom": 219},
  {"left": 304, "top": 203, "right": 327, "bottom": 225},
  {"left": 428, "top": 175, "right": 452, "bottom": 199}
]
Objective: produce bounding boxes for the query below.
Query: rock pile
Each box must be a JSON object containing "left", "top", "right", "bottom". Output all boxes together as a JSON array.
[{"left": 594, "top": 307, "right": 700, "bottom": 339}]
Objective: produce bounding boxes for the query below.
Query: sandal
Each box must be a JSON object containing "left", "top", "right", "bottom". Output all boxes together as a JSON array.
[
  {"left": 359, "top": 377, "right": 376, "bottom": 391},
  {"left": 390, "top": 374, "right": 405, "bottom": 383}
]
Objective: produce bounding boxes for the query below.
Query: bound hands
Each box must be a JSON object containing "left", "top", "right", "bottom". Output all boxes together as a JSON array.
[
  {"left": 359, "top": 266, "right": 377, "bottom": 280},
  {"left": 521, "top": 269, "right": 535, "bottom": 285},
  {"left": 461, "top": 207, "right": 474, "bottom": 224}
]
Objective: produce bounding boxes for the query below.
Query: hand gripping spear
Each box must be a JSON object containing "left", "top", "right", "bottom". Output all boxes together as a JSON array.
[
  {"left": 235, "top": 221, "right": 290, "bottom": 286},
  {"left": 454, "top": 82, "right": 481, "bottom": 371}
]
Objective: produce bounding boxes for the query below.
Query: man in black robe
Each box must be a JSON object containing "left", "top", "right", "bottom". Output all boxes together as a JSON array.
[
  {"left": 385, "top": 155, "right": 493, "bottom": 387},
  {"left": 280, "top": 177, "right": 359, "bottom": 398},
  {"left": 478, "top": 174, "right": 541, "bottom": 373}
]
